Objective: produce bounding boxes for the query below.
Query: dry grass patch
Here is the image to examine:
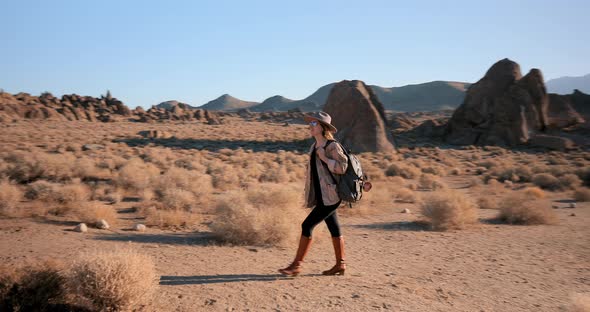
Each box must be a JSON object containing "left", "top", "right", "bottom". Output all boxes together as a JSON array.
[
  {"left": 573, "top": 187, "right": 590, "bottom": 202},
  {"left": 497, "top": 192, "right": 558, "bottom": 225},
  {"left": 477, "top": 196, "right": 498, "bottom": 210},
  {"left": 116, "top": 158, "right": 160, "bottom": 192},
  {"left": 522, "top": 187, "right": 546, "bottom": 199},
  {"left": 0, "top": 179, "right": 22, "bottom": 217},
  {"left": 69, "top": 248, "right": 158, "bottom": 312},
  {"left": 420, "top": 190, "right": 478, "bottom": 231},
  {"left": 418, "top": 173, "right": 447, "bottom": 190},
  {"left": 76, "top": 202, "right": 118, "bottom": 228},
  {"left": 385, "top": 163, "right": 420, "bottom": 179},
  {"left": 0, "top": 260, "right": 67, "bottom": 311},
  {"left": 395, "top": 188, "right": 418, "bottom": 203},
  {"left": 210, "top": 183, "right": 304, "bottom": 246},
  {"left": 142, "top": 205, "right": 200, "bottom": 229}
]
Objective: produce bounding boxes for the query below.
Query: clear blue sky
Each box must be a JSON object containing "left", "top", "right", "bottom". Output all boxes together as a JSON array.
[{"left": 1, "top": 0, "right": 588, "bottom": 108}]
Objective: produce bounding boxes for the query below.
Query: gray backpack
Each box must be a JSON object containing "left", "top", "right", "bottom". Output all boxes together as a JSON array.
[{"left": 323, "top": 140, "right": 366, "bottom": 205}]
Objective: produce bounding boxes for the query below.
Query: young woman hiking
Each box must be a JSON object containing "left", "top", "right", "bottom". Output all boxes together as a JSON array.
[{"left": 278, "top": 111, "right": 349, "bottom": 276}]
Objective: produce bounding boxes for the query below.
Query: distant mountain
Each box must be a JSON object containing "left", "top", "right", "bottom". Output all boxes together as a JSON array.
[
  {"left": 370, "top": 81, "right": 471, "bottom": 112},
  {"left": 546, "top": 74, "right": 590, "bottom": 94},
  {"left": 155, "top": 100, "right": 197, "bottom": 110},
  {"left": 249, "top": 83, "right": 336, "bottom": 112},
  {"left": 199, "top": 94, "right": 259, "bottom": 111}
]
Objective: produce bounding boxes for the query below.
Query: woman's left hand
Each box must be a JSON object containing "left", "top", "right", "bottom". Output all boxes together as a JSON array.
[{"left": 316, "top": 146, "right": 327, "bottom": 162}]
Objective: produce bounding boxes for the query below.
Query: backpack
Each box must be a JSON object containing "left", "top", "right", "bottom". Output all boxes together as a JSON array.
[{"left": 323, "top": 140, "right": 366, "bottom": 205}]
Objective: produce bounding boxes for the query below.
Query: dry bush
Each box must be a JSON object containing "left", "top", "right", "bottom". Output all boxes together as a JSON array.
[
  {"left": 0, "top": 179, "right": 22, "bottom": 217},
  {"left": 521, "top": 187, "right": 545, "bottom": 199},
  {"left": 24, "top": 181, "right": 89, "bottom": 215},
  {"left": 574, "top": 187, "right": 590, "bottom": 202},
  {"left": 389, "top": 176, "right": 406, "bottom": 187},
  {"left": 385, "top": 163, "right": 420, "bottom": 179},
  {"left": 210, "top": 184, "right": 304, "bottom": 246},
  {"left": 152, "top": 167, "right": 212, "bottom": 210},
  {"left": 24, "top": 180, "right": 58, "bottom": 201},
  {"left": 116, "top": 158, "right": 160, "bottom": 192},
  {"left": 497, "top": 193, "right": 558, "bottom": 225},
  {"left": 76, "top": 202, "right": 118, "bottom": 228},
  {"left": 477, "top": 196, "right": 498, "bottom": 209},
  {"left": 532, "top": 173, "right": 562, "bottom": 191},
  {"left": 206, "top": 162, "right": 240, "bottom": 190},
  {"left": 486, "top": 166, "right": 533, "bottom": 183},
  {"left": 0, "top": 260, "right": 67, "bottom": 311},
  {"left": 351, "top": 183, "right": 396, "bottom": 216},
  {"left": 418, "top": 173, "right": 446, "bottom": 190},
  {"left": 420, "top": 190, "right": 478, "bottom": 231},
  {"left": 140, "top": 204, "right": 200, "bottom": 229},
  {"left": 69, "top": 248, "right": 157, "bottom": 311},
  {"left": 449, "top": 168, "right": 461, "bottom": 175},
  {"left": 72, "top": 157, "right": 107, "bottom": 181},
  {"left": 395, "top": 188, "right": 417, "bottom": 203},
  {"left": 568, "top": 293, "right": 590, "bottom": 312},
  {"left": 559, "top": 174, "right": 582, "bottom": 190}
]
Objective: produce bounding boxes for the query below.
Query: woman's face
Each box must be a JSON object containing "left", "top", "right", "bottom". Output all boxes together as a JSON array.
[{"left": 308, "top": 120, "right": 323, "bottom": 137}]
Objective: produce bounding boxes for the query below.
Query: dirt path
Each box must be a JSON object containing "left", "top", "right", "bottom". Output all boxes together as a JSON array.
[{"left": 1, "top": 189, "right": 588, "bottom": 311}]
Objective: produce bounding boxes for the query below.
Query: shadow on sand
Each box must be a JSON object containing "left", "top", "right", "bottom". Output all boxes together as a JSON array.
[
  {"left": 160, "top": 274, "right": 293, "bottom": 285},
  {"left": 93, "top": 232, "right": 215, "bottom": 246},
  {"left": 113, "top": 137, "right": 311, "bottom": 153},
  {"left": 351, "top": 221, "right": 431, "bottom": 231}
]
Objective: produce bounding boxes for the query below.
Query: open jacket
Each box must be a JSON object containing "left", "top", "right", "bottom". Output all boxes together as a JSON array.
[{"left": 304, "top": 140, "right": 349, "bottom": 208}]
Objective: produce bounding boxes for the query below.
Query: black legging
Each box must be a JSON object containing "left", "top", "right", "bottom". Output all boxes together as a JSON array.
[{"left": 301, "top": 200, "right": 341, "bottom": 238}]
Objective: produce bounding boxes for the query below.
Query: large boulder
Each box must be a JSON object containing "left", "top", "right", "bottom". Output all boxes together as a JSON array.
[
  {"left": 323, "top": 80, "right": 395, "bottom": 152},
  {"left": 445, "top": 58, "right": 549, "bottom": 146}
]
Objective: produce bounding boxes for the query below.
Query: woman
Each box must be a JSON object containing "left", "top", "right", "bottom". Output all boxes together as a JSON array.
[{"left": 279, "top": 111, "right": 349, "bottom": 276}]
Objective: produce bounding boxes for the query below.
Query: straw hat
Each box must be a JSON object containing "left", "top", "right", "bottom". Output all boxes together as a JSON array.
[{"left": 303, "top": 111, "right": 337, "bottom": 133}]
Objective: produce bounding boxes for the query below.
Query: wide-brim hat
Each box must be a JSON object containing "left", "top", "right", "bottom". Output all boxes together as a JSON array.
[{"left": 303, "top": 111, "right": 338, "bottom": 133}]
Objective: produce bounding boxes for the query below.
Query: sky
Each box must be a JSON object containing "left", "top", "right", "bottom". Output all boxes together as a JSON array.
[{"left": 1, "top": 0, "right": 589, "bottom": 108}]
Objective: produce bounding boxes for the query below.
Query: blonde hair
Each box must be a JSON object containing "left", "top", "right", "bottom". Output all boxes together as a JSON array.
[{"left": 321, "top": 124, "right": 335, "bottom": 140}]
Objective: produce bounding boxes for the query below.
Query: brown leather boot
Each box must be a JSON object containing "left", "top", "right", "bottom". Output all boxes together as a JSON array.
[
  {"left": 279, "top": 236, "right": 312, "bottom": 276},
  {"left": 322, "top": 236, "right": 346, "bottom": 275}
]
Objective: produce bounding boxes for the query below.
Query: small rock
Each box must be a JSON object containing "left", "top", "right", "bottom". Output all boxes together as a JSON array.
[
  {"left": 74, "top": 223, "right": 88, "bottom": 233},
  {"left": 205, "top": 298, "right": 217, "bottom": 305},
  {"left": 401, "top": 208, "right": 411, "bottom": 213},
  {"left": 552, "top": 205, "right": 559, "bottom": 209},
  {"left": 82, "top": 144, "right": 105, "bottom": 151},
  {"left": 133, "top": 223, "right": 146, "bottom": 232},
  {"left": 96, "top": 219, "right": 110, "bottom": 230},
  {"left": 351, "top": 294, "right": 360, "bottom": 299},
  {"left": 569, "top": 202, "right": 577, "bottom": 208},
  {"left": 570, "top": 213, "right": 576, "bottom": 216}
]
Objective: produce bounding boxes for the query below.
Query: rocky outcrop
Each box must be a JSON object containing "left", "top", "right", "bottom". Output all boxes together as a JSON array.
[
  {"left": 547, "top": 94, "right": 585, "bottom": 128},
  {"left": 323, "top": 80, "right": 395, "bottom": 152},
  {"left": 0, "top": 91, "right": 130, "bottom": 122},
  {"left": 136, "top": 105, "right": 222, "bottom": 124},
  {"left": 445, "top": 59, "right": 550, "bottom": 146}
]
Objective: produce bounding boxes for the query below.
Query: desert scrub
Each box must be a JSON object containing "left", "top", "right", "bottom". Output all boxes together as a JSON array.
[
  {"left": 573, "top": 187, "right": 590, "bottom": 202},
  {"left": 69, "top": 248, "right": 158, "bottom": 311},
  {"left": 210, "top": 183, "right": 304, "bottom": 246},
  {"left": 420, "top": 190, "right": 478, "bottom": 230},
  {"left": 0, "top": 179, "right": 22, "bottom": 217},
  {"left": 497, "top": 192, "right": 558, "bottom": 225}
]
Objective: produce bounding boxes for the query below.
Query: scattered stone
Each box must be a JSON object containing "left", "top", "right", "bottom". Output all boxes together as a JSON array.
[
  {"left": 96, "top": 219, "right": 110, "bottom": 230},
  {"left": 570, "top": 213, "right": 576, "bottom": 216},
  {"left": 401, "top": 208, "right": 411, "bottom": 213},
  {"left": 569, "top": 202, "right": 577, "bottom": 208},
  {"left": 133, "top": 223, "right": 146, "bottom": 232},
  {"left": 74, "top": 223, "right": 88, "bottom": 233},
  {"left": 82, "top": 144, "right": 105, "bottom": 151}
]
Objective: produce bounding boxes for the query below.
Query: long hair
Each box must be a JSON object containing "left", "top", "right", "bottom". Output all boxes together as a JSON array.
[{"left": 321, "top": 124, "right": 335, "bottom": 140}]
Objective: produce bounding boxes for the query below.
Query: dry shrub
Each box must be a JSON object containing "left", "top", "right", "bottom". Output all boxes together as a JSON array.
[
  {"left": 389, "top": 176, "right": 406, "bottom": 187},
  {"left": 0, "top": 260, "right": 67, "bottom": 311},
  {"left": 418, "top": 173, "right": 447, "bottom": 190},
  {"left": 559, "top": 174, "right": 582, "bottom": 190},
  {"left": 25, "top": 181, "right": 89, "bottom": 215},
  {"left": 24, "top": 180, "right": 57, "bottom": 201},
  {"left": 141, "top": 204, "right": 200, "bottom": 229},
  {"left": 395, "top": 188, "right": 417, "bottom": 203},
  {"left": 497, "top": 193, "right": 558, "bottom": 225},
  {"left": 206, "top": 162, "right": 240, "bottom": 190},
  {"left": 523, "top": 187, "right": 546, "bottom": 199},
  {"left": 532, "top": 173, "right": 561, "bottom": 191},
  {"left": 385, "top": 163, "right": 420, "bottom": 179},
  {"left": 351, "top": 183, "right": 396, "bottom": 216},
  {"left": 153, "top": 167, "right": 212, "bottom": 210},
  {"left": 0, "top": 179, "right": 22, "bottom": 217},
  {"left": 69, "top": 248, "right": 157, "bottom": 311},
  {"left": 477, "top": 196, "right": 498, "bottom": 209},
  {"left": 210, "top": 184, "right": 304, "bottom": 246},
  {"left": 420, "top": 190, "right": 478, "bottom": 231},
  {"left": 574, "top": 187, "right": 590, "bottom": 202},
  {"left": 117, "top": 158, "right": 160, "bottom": 192},
  {"left": 569, "top": 293, "right": 590, "bottom": 312},
  {"left": 72, "top": 157, "right": 106, "bottom": 180},
  {"left": 76, "top": 202, "right": 118, "bottom": 228}
]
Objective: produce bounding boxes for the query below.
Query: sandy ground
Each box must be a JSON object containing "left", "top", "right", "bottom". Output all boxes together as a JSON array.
[{"left": 1, "top": 183, "right": 588, "bottom": 312}]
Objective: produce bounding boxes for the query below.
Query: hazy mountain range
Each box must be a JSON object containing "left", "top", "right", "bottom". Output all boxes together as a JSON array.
[
  {"left": 546, "top": 74, "right": 590, "bottom": 94},
  {"left": 155, "top": 75, "right": 587, "bottom": 112}
]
